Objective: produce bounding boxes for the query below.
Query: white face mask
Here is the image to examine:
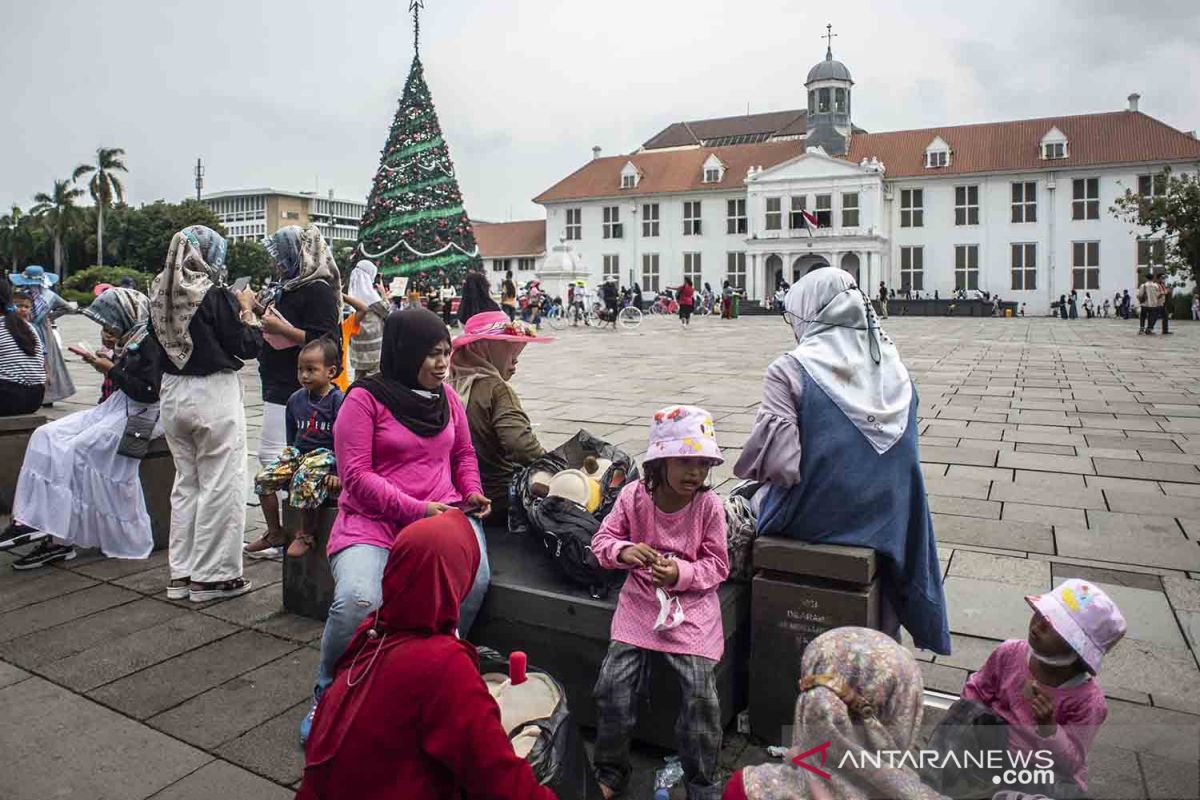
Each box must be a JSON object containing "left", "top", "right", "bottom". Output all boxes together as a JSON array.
[
  {"left": 653, "top": 588, "right": 685, "bottom": 631},
  {"left": 1028, "top": 644, "right": 1078, "bottom": 668}
]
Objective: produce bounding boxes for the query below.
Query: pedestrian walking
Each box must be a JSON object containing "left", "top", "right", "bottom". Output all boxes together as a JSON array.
[
  {"left": 1137, "top": 273, "right": 1163, "bottom": 334},
  {"left": 1068, "top": 290, "right": 1079, "bottom": 319},
  {"left": 674, "top": 277, "right": 696, "bottom": 326},
  {"left": 1121, "top": 289, "right": 1132, "bottom": 319},
  {"left": 1083, "top": 292, "right": 1094, "bottom": 318},
  {"left": 1156, "top": 273, "right": 1172, "bottom": 334},
  {"left": 877, "top": 281, "right": 889, "bottom": 319}
]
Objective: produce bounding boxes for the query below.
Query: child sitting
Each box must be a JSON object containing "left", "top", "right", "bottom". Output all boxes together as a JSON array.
[
  {"left": 942, "top": 579, "right": 1126, "bottom": 796},
  {"left": 591, "top": 405, "right": 729, "bottom": 800},
  {"left": 246, "top": 338, "right": 344, "bottom": 558}
]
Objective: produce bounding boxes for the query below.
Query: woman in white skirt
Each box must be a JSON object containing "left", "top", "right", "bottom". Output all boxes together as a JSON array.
[
  {"left": 0, "top": 287, "right": 165, "bottom": 569},
  {"left": 150, "top": 226, "right": 263, "bottom": 602}
]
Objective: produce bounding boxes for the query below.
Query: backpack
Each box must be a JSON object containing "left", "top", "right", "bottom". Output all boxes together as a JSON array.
[{"left": 529, "top": 496, "right": 620, "bottom": 599}]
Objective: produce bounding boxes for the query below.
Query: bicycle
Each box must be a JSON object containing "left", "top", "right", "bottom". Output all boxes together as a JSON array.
[{"left": 593, "top": 301, "right": 642, "bottom": 330}]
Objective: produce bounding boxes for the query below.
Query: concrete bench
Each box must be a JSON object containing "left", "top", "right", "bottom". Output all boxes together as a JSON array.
[
  {"left": 750, "top": 537, "right": 880, "bottom": 745},
  {"left": 139, "top": 438, "right": 175, "bottom": 551},
  {"left": 0, "top": 414, "right": 47, "bottom": 515},
  {"left": 471, "top": 528, "right": 751, "bottom": 750},
  {"left": 281, "top": 502, "right": 338, "bottom": 621}
]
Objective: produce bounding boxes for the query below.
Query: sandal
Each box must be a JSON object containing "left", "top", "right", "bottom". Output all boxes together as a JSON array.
[
  {"left": 189, "top": 578, "right": 253, "bottom": 602},
  {"left": 166, "top": 577, "right": 191, "bottom": 600},
  {"left": 286, "top": 533, "right": 315, "bottom": 559},
  {"left": 244, "top": 531, "right": 286, "bottom": 558}
]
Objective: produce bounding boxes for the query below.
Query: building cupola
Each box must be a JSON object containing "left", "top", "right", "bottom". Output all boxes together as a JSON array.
[{"left": 805, "top": 24, "right": 854, "bottom": 156}]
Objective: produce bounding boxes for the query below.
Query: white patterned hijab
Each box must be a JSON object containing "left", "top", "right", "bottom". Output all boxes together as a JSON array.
[
  {"left": 784, "top": 267, "right": 912, "bottom": 454},
  {"left": 150, "top": 225, "right": 228, "bottom": 369},
  {"left": 264, "top": 224, "right": 339, "bottom": 296}
]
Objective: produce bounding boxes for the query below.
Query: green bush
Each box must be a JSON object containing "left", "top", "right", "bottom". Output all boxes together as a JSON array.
[
  {"left": 1170, "top": 291, "right": 1194, "bottom": 319},
  {"left": 62, "top": 265, "right": 153, "bottom": 298}
]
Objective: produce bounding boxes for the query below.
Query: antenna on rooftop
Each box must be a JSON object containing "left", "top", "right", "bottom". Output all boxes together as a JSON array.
[{"left": 194, "top": 158, "right": 204, "bottom": 201}]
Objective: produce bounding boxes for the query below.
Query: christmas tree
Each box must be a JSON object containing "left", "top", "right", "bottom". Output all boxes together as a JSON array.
[{"left": 357, "top": 1, "right": 481, "bottom": 282}]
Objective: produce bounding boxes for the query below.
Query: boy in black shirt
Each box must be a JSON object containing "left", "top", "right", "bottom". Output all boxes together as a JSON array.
[{"left": 247, "top": 338, "right": 344, "bottom": 558}]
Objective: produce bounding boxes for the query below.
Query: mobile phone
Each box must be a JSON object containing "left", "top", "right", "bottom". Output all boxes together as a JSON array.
[
  {"left": 230, "top": 276, "right": 252, "bottom": 293},
  {"left": 451, "top": 500, "right": 484, "bottom": 517}
]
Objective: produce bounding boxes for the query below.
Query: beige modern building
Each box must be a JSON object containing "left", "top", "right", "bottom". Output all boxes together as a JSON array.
[{"left": 202, "top": 188, "right": 367, "bottom": 244}]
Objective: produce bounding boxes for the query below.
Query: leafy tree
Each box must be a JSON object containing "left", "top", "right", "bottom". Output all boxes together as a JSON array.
[
  {"left": 226, "top": 240, "right": 273, "bottom": 285},
  {"left": 1111, "top": 167, "right": 1200, "bottom": 285},
  {"left": 73, "top": 147, "right": 128, "bottom": 268},
  {"left": 0, "top": 205, "right": 33, "bottom": 270},
  {"left": 119, "top": 200, "right": 225, "bottom": 275},
  {"left": 61, "top": 265, "right": 152, "bottom": 305},
  {"left": 30, "top": 179, "right": 86, "bottom": 279}
]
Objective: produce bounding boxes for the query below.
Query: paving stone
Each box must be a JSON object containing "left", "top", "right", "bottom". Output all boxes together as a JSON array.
[
  {"left": 1087, "top": 582, "right": 1190, "bottom": 650},
  {"left": 1139, "top": 752, "right": 1200, "bottom": 800},
  {"left": 252, "top": 611, "right": 327, "bottom": 643},
  {"left": 1095, "top": 698, "right": 1200, "bottom": 764},
  {"left": 932, "top": 513, "right": 1054, "bottom": 554},
  {"left": 989, "top": 480, "right": 1107, "bottom": 510},
  {"left": 1086, "top": 475, "right": 1165, "bottom": 494},
  {"left": 948, "top": 550, "right": 1051, "bottom": 588},
  {"left": 1001, "top": 501, "right": 1088, "bottom": 528},
  {"left": 1101, "top": 638, "right": 1200, "bottom": 704},
  {"left": 148, "top": 759, "right": 294, "bottom": 800},
  {"left": 1087, "top": 511, "right": 1185, "bottom": 539},
  {"left": 1014, "top": 442, "right": 1078, "bottom": 456},
  {"left": 924, "top": 475, "right": 993, "bottom": 500},
  {"left": 1052, "top": 563, "right": 1163, "bottom": 592},
  {"left": 1013, "top": 468, "right": 1088, "bottom": 489},
  {"left": 1161, "top": 575, "right": 1200, "bottom": 613},
  {"left": 88, "top": 630, "right": 298, "bottom": 719},
  {"left": 69, "top": 550, "right": 170, "bottom": 581},
  {"left": 918, "top": 660, "right": 968, "bottom": 694},
  {"left": 0, "top": 597, "right": 185, "bottom": 668},
  {"left": 0, "top": 583, "right": 140, "bottom": 643},
  {"left": 945, "top": 464, "right": 1013, "bottom": 483},
  {"left": 41, "top": 612, "right": 240, "bottom": 692},
  {"left": 1094, "top": 457, "right": 1200, "bottom": 484},
  {"left": 927, "top": 495, "right": 1002, "bottom": 519},
  {"left": 934, "top": 633, "right": 1003, "bottom": 672},
  {"left": 1056, "top": 527, "right": 1200, "bottom": 572},
  {"left": 199, "top": 584, "right": 285, "bottom": 626},
  {"left": 1106, "top": 490, "right": 1200, "bottom": 518},
  {"left": 214, "top": 701, "right": 309, "bottom": 786},
  {"left": 0, "top": 677, "right": 210, "bottom": 800},
  {"left": 920, "top": 445, "right": 999, "bottom": 467},
  {"left": 1086, "top": 435, "right": 1181, "bottom": 453},
  {"left": 0, "top": 569, "right": 97, "bottom": 614},
  {"left": 1085, "top": 745, "right": 1147, "bottom": 800},
  {"left": 997, "top": 450, "right": 1095, "bottom": 474},
  {"left": 944, "top": 575, "right": 1044, "bottom": 640},
  {"left": 148, "top": 647, "right": 319, "bottom": 749},
  {"left": 0, "top": 659, "right": 30, "bottom": 690}
]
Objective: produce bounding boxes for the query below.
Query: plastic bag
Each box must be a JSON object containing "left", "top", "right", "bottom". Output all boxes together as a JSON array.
[{"left": 477, "top": 647, "right": 602, "bottom": 800}]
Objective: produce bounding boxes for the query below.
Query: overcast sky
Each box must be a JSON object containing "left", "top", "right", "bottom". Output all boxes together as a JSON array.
[{"left": 3, "top": 0, "right": 1198, "bottom": 223}]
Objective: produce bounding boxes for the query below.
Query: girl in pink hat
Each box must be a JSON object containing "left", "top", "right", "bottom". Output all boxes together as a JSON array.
[
  {"left": 946, "top": 579, "right": 1126, "bottom": 794},
  {"left": 591, "top": 405, "right": 729, "bottom": 800}
]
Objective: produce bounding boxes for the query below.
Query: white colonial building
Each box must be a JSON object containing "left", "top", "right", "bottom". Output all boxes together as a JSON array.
[{"left": 533, "top": 43, "right": 1200, "bottom": 313}]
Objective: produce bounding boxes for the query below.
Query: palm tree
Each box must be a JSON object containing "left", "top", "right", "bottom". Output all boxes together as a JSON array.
[
  {"left": 0, "top": 206, "right": 16, "bottom": 269},
  {"left": 31, "top": 179, "right": 85, "bottom": 279},
  {"left": 73, "top": 147, "right": 127, "bottom": 268}
]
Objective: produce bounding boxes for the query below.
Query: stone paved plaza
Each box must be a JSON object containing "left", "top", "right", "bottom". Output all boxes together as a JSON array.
[{"left": 2, "top": 311, "right": 1200, "bottom": 798}]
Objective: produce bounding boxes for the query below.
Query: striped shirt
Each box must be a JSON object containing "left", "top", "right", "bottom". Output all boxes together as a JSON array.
[{"left": 0, "top": 318, "right": 46, "bottom": 386}]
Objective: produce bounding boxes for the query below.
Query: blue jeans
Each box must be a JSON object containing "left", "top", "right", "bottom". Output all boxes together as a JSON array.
[{"left": 314, "top": 518, "right": 490, "bottom": 692}]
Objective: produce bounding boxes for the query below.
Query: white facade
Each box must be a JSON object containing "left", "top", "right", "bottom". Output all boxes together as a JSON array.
[
  {"left": 542, "top": 189, "right": 753, "bottom": 295},
  {"left": 542, "top": 156, "right": 1192, "bottom": 315},
  {"left": 203, "top": 188, "right": 366, "bottom": 244},
  {"left": 487, "top": 254, "right": 544, "bottom": 293}
]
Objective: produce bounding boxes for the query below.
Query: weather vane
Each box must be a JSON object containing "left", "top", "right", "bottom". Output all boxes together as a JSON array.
[
  {"left": 410, "top": 0, "right": 425, "bottom": 54},
  {"left": 823, "top": 23, "right": 837, "bottom": 58}
]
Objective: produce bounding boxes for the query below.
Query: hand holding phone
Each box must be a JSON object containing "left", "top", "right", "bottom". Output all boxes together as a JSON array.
[{"left": 230, "top": 276, "right": 252, "bottom": 293}]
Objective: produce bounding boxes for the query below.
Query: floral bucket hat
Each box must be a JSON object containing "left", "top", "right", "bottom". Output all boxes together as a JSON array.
[
  {"left": 1025, "top": 579, "right": 1126, "bottom": 673},
  {"left": 643, "top": 405, "right": 723, "bottom": 465},
  {"left": 452, "top": 311, "right": 553, "bottom": 349}
]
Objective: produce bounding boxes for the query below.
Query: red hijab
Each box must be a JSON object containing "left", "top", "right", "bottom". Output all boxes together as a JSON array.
[{"left": 305, "top": 511, "right": 481, "bottom": 768}]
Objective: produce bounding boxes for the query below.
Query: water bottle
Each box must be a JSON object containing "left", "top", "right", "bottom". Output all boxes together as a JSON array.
[{"left": 653, "top": 755, "right": 684, "bottom": 799}]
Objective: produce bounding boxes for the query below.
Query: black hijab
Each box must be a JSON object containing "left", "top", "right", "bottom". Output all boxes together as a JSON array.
[{"left": 351, "top": 308, "right": 451, "bottom": 437}]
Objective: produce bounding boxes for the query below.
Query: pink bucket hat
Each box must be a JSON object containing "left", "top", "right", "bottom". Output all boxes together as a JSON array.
[
  {"left": 452, "top": 311, "right": 553, "bottom": 349},
  {"left": 643, "top": 405, "right": 723, "bottom": 465},
  {"left": 1025, "top": 579, "right": 1126, "bottom": 674}
]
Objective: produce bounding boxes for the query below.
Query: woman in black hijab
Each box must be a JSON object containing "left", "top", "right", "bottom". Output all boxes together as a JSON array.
[{"left": 303, "top": 307, "right": 492, "bottom": 745}]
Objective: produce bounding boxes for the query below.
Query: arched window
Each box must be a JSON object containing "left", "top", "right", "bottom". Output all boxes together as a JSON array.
[
  {"left": 818, "top": 88, "right": 831, "bottom": 113},
  {"left": 835, "top": 88, "right": 846, "bottom": 113}
]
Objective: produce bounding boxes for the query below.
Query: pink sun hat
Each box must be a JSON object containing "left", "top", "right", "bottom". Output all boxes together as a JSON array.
[
  {"left": 1025, "top": 579, "right": 1126, "bottom": 674},
  {"left": 643, "top": 405, "right": 724, "bottom": 465},
  {"left": 452, "top": 311, "right": 553, "bottom": 349}
]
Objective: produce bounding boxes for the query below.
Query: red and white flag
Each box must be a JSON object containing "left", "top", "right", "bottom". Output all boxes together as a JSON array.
[{"left": 801, "top": 209, "right": 819, "bottom": 237}]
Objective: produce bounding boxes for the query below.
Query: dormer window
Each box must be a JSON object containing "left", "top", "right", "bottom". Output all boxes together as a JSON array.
[
  {"left": 619, "top": 161, "right": 641, "bottom": 190},
  {"left": 701, "top": 154, "right": 726, "bottom": 184},
  {"left": 924, "top": 136, "right": 951, "bottom": 169},
  {"left": 1040, "top": 127, "right": 1069, "bottom": 160}
]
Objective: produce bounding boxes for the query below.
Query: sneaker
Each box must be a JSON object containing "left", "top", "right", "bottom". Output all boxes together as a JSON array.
[
  {"left": 299, "top": 696, "right": 319, "bottom": 746},
  {"left": 244, "top": 532, "right": 286, "bottom": 560},
  {"left": 1145, "top": 329, "right": 1157, "bottom": 335},
  {"left": 188, "top": 578, "right": 253, "bottom": 602},
  {"left": 12, "top": 540, "right": 75, "bottom": 570},
  {"left": 0, "top": 522, "right": 46, "bottom": 551},
  {"left": 166, "top": 578, "right": 191, "bottom": 600},
  {"left": 245, "top": 545, "right": 282, "bottom": 560}
]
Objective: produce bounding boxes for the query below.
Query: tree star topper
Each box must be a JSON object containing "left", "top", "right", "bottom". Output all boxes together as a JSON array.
[{"left": 410, "top": 0, "right": 425, "bottom": 53}]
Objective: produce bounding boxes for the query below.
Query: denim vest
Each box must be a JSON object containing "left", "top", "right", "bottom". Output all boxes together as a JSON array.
[{"left": 758, "top": 370, "right": 951, "bottom": 655}]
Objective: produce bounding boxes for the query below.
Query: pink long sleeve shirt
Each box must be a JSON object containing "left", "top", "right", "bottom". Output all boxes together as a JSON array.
[
  {"left": 327, "top": 388, "right": 483, "bottom": 558},
  {"left": 962, "top": 639, "right": 1108, "bottom": 791},
  {"left": 592, "top": 482, "right": 729, "bottom": 662}
]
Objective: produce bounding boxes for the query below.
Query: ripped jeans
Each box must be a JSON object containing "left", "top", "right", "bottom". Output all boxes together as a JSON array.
[{"left": 313, "top": 519, "right": 490, "bottom": 693}]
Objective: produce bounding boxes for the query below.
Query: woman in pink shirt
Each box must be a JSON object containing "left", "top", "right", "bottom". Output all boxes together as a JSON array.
[
  {"left": 302, "top": 308, "right": 489, "bottom": 745},
  {"left": 591, "top": 405, "right": 729, "bottom": 800}
]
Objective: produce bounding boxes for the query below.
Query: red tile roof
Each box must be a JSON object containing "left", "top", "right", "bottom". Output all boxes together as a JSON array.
[
  {"left": 533, "top": 140, "right": 807, "bottom": 204},
  {"left": 643, "top": 109, "right": 808, "bottom": 149},
  {"left": 472, "top": 220, "right": 546, "bottom": 258},
  {"left": 847, "top": 111, "right": 1200, "bottom": 178}
]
